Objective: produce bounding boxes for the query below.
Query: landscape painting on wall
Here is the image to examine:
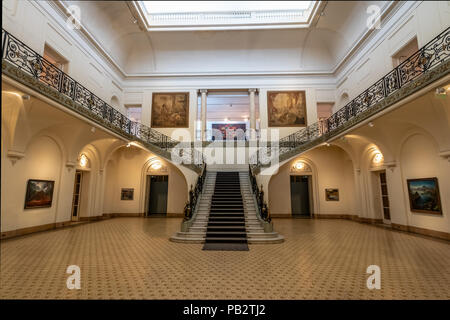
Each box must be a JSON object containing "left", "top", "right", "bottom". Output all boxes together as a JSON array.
[
  {"left": 121, "top": 188, "right": 134, "bottom": 201},
  {"left": 325, "top": 188, "right": 339, "bottom": 201},
  {"left": 267, "top": 91, "right": 307, "bottom": 127},
  {"left": 407, "top": 178, "right": 442, "bottom": 214},
  {"left": 24, "top": 179, "right": 55, "bottom": 209},
  {"left": 151, "top": 92, "right": 189, "bottom": 128}
]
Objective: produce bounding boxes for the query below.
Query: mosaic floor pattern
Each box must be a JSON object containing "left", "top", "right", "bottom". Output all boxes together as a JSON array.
[{"left": 1, "top": 218, "right": 449, "bottom": 299}]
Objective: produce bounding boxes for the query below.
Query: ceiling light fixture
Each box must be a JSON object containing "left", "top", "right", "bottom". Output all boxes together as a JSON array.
[{"left": 368, "top": 122, "right": 374, "bottom": 127}]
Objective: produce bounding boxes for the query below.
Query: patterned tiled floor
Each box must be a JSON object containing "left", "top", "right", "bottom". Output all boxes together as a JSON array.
[{"left": 1, "top": 218, "right": 449, "bottom": 299}]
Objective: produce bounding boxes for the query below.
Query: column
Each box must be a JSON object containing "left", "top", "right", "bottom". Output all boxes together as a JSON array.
[
  {"left": 249, "top": 88, "right": 257, "bottom": 140},
  {"left": 200, "top": 89, "right": 208, "bottom": 141}
]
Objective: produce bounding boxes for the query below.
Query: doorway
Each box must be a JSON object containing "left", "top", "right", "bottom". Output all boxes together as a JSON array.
[
  {"left": 379, "top": 171, "right": 391, "bottom": 223},
  {"left": 290, "top": 175, "right": 311, "bottom": 217},
  {"left": 147, "top": 175, "right": 169, "bottom": 216},
  {"left": 71, "top": 170, "right": 83, "bottom": 222}
]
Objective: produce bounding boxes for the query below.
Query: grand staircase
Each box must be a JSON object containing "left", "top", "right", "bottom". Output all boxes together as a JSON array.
[
  {"left": 170, "top": 168, "right": 284, "bottom": 245},
  {"left": 203, "top": 172, "right": 248, "bottom": 250}
]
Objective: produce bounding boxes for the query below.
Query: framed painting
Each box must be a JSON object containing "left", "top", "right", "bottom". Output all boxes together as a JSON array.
[
  {"left": 325, "top": 188, "right": 339, "bottom": 201},
  {"left": 151, "top": 92, "right": 189, "bottom": 128},
  {"left": 211, "top": 123, "right": 247, "bottom": 140},
  {"left": 24, "top": 179, "right": 55, "bottom": 209},
  {"left": 267, "top": 90, "right": 307, "bottom": 127},
  {"left": 121, "top": 188, "right": 134, "bottom": 201},
  {"left": 407, "top": 178, "right": 442, "bottom": 214}
]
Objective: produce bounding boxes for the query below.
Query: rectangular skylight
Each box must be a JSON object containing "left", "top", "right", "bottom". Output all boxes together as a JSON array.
[
  {"left": 143, "top": 1, "right": 313, "bottom": 14},
  {"left": 138, "top": 1, "right": 318, "bottom": 31}
]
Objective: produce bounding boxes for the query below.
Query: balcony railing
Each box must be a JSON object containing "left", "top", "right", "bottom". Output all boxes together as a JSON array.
[
  {"left": 1, "top": 28, "right": 203, "bottom": 171},
  {"left": 251, "top": 27, "right": 450, "bottom": 170}
]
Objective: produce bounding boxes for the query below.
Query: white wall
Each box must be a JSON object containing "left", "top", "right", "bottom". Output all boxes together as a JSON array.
[
  {"left": 268, "top": 146, "right": 356, "bottom": 216},
  {"left": 2, "top": 0, "right": 126, "bottom": 113},
  {"left": 1, "top": 136, "right": 64, "bottom": 231},
  {"left": 335, "top": 1, "right": 450, "bottom": 110},
  {"left": 398, "top": 133, "right": 450, "bottom": 233},
  {"left": 103, "top": 146, "right": 188, "bottom": 216}
]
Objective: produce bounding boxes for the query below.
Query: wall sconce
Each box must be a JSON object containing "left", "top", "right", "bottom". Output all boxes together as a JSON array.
[
  {"left": 373, "top": 152, "right": 383, "bottom": 164},
  {"left": 294, "top": 161, "right": 305, "bottom": 170},
  {"left": 151, "top": 160, "right": 162, "bottom": 170},
  {"left": 435, "top": 87, "right": 447, "bottom": 97},
  {"left": 79, "top": 154, "right": 88, "bottom": 167}
]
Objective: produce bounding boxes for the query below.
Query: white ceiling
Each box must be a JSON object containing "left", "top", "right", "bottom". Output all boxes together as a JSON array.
[{"left": 61, "top": 1, "right": 391, "bottom": 77}]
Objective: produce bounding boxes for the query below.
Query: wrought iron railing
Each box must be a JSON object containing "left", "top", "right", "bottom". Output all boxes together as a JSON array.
[
  {"left": 1, "top": 28, "right": 203, "bottom": 169},
  {"left": 183, "top": 163, "right": 207, "bottom": 221},
  {"left": 251, "top": 26, "right": 450, "bottom": 169},
  {"left": 249, "top": 164, "right": 271, "bottom": 223}
]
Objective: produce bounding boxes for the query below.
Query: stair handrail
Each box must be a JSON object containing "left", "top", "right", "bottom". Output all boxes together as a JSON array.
[
  {"left": 248, "top": 164, "right": 271, "bottom": 223},
  {"left": 251, "top": 26, "right": 450, "bottom": 170},
  {"left": 1, "top": 28, "right": 204, "bottom": 170},
  {"left": 183, "top": 163, "right": 207, "bottom": 222}
]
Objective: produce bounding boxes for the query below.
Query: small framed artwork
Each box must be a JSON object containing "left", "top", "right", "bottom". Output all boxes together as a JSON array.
[
  {"left": 121, "top": 188, "right": 134, "bottom": 201},
  {"left": 407, "top": 178, "right": 442, "bottom": 214},
  {"left": 325, "top": 188, "right": 339, "bottom": 201},
  {"left": 24, "top": 179, "right": 55, "bottom": 209}
]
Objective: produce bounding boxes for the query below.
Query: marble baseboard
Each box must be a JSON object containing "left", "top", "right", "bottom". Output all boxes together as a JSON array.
[{"left": 391, "top": 223, "right": 450, "bottom": 241}]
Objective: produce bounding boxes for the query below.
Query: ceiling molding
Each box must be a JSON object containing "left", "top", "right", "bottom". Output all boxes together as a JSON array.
[
  {"left": 334, "top": 1, "right": 420, "bottom": 83},
  {"left": 41, "top": 0, "right": 418, "bottom": 87},
  {"left": 331, "top": 1, "right": 400, "bottom": 75},
  {"left": 50, "top": 1, "right": 128, "bottom": 79}
]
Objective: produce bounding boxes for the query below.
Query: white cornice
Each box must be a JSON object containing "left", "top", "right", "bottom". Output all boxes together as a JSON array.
[
  {"left": 334, "top": 1, "right": 420, "bottom": 85},
  {"left": 48, "top": 1, "right": 128, "bottom": 80}
]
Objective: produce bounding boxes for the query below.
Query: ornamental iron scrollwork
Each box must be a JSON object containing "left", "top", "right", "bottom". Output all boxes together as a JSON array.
[
  {"left": 183, "top": 164, "right": 207, "bottom": 221},
  {"left": 252, "top": 27, "right": 449, "bottom": 169},
  {"left": 1, "top": 28, "right": 204, "bottom": 170}
]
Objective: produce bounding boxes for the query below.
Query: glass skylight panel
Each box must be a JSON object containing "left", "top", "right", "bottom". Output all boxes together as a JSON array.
[{"left": 138, "top": 1, "right": 317, "bottom": 30}]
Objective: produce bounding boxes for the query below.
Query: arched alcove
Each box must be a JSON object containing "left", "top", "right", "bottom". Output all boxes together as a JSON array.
[{"left": 399, "top": 132, "right": 448, "bottom": 233}]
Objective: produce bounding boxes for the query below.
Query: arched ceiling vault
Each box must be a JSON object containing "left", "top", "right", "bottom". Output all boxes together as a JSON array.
[{"left": 56, "top": 0, "right": 392, "bottom": 77}]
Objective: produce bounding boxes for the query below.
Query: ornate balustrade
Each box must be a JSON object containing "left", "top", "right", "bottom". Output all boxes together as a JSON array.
[
  {"left": 1, "top": 28, "right": 203, "bottom": 171},
  {"left": 183, "top": 163, "right": 207, "bottom": 221},
  {"left": 251, "top": 27, "right": 450, "bottom": 172},
  {"left": 249, "top": 164, "right": 271, "bottom": 223}
]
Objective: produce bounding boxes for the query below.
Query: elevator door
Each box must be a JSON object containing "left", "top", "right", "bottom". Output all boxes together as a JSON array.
[
  {"left": 290, "top": 175, "right": 310, "bottom": 216},
  {"left": 148, "top": 175, "right": 168, "bottom": 216}
]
